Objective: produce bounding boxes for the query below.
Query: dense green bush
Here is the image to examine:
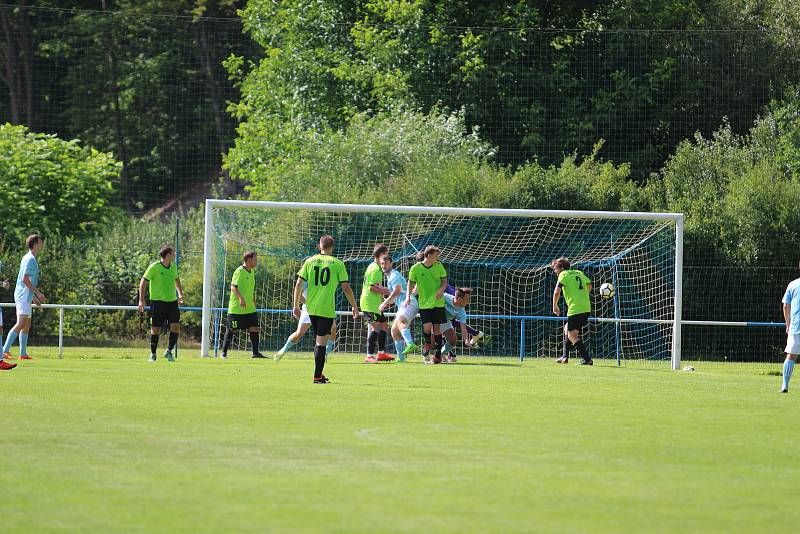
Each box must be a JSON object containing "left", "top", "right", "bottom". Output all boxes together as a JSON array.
[
  {"left": 647, "top": 103, "right": 800, "bottom": 265},
  {"left": 505, "top": 142, "right": 646, "bottom": 212},
  {"left": 0, "top": 124, "right": 121, "bottom": 243},
  {"left": 227, "top": 107, "right": 513, "bottom": 208}
]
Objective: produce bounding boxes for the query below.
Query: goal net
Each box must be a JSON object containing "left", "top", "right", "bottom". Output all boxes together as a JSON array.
[{"left": 201, "top": 201, "right": 683, "bottom": 367}]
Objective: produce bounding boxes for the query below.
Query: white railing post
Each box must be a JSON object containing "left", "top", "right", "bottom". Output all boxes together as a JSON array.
[{"left": 58, "top": 306, "right": 64, "bottom": 358}]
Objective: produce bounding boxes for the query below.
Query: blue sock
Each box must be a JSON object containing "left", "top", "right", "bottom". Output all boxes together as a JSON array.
[
  {"left": 401, "top": 328, "right": 414, "bottom": 345},
  {"left": 326, "top": 339, "right": 335, "bottom": 352},
  {"left": 19, "top": 333, "right": 28, "bottom": 356},
  {"left": 281, "top": 338, "right": 296, "bottom": 352},
  {"left": 395, "top": 339, "right": 406, "bottom": 355},
  {"left": 783, "top": 359, "right": 795, "bottom": 390},
  {"left": 442, "top": 340, "right": 452, "bottom": 354},
  {"left": 2, "top": 330, "right": 18, "bottom": 353}
]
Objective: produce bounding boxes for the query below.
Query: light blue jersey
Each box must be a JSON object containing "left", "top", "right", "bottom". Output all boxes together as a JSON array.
[
  {"left": 444, "top": 293, "right": 468, "bottom": 322},
  {"left": 386, "top": 269, "right": 407, "bottom": 308},
  {"left": 14, "top": 251, "right": 39, "bottom": 303},
  {"left": 784, "top": 278, "right": 800, "bottom": 335}
]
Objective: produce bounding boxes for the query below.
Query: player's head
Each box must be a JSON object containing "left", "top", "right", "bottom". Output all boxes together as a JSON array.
[
  {"left": 26, "top": 234, "right": 44, "bottom": 254},
  {"left": 319, "top": 235, "right": 335, "bottom": 253},
  {"left": 423, "top": 245, "right": 441, "bottom": 262},
  {"left": 243, "top": 250, "right": 257, "bottom": 269},
  {"left": 551, "top": 257, "right": 570, "bottom": 275},
  {"left": 159, "top": 245, "right": 175, "bottom": 263},
  {"left": 454, "top": 287, "right": 472, "bottom": 307},
  {"left": 379, "top": 254, "right": 393, "bottom": 273},
  {"left": 373, "top": 243, "right": 388, "bottom": 259}
]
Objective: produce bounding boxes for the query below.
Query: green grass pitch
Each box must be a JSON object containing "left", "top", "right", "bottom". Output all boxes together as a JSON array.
[{"left": 1, "top": 348, "right": 796, "bottom": 533}]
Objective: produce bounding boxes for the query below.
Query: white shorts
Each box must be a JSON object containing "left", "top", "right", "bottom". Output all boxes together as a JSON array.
[
  {"left": 440, "top": 320, "right": 454, "bottom": 333},
  {"left": 299, "top": 305, "right": 311, "bottom": 325},
  {"left": 786, "top": 334, "right": 800, "bottom": 355},
  {"left": 16, "top": 299, "right": 32, "bottom": 317},
  {"left": 396, "top": 299, "right": 419, "bottom": 322}
]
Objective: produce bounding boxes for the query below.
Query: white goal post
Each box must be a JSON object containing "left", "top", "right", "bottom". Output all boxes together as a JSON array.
[{"left": 201, "top": 199, "right": 684, "bottom": 368}]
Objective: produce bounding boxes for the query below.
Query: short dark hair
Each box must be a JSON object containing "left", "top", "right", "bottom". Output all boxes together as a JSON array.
[
  {"left": 26, "top": 234, "right": 43, "bottom": 249},
  {"left": 243, "top": 251, "right": 257, "bottom": 262},
  {"left": 373, "top": 243, "right": 388, "bottom": 258},
  {"left": 319, "top": 235, "right": 335, "bottom": 251},
  {"left": 455, "top": 287, "right": 472, "bottom": 299},
  {"left": 379, "top": 254, "right": 393, "bottom": 263},
  {"left": 159, "top": 245, "right": 174, "bottom": 258},
  {"left": 423, "top": 245, "right": 441, "bottom": 258},
  {"left": 552, "top": 257, "right": 570, "bottom": 271}
]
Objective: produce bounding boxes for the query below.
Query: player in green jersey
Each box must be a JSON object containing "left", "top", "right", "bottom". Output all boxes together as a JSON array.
[
  {"left": 138, "top": 245, "right": 184, "bottom": 362},
  {"left": 406, "top": 245, "right": 448, "bottom": 364},
  {"left": 220, "top": 251, "right": 265, "bottom": 359},
  {"left": 361, "top": 243, "right": 394, "bottom": 363},
  {"left": 551, "top": 257, "right": 593, "bottom": 366},
  {"left": 293, "top": 235, "right": 359, "bottom": 383}
]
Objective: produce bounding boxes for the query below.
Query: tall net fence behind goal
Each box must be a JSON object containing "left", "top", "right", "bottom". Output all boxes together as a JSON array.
[{"left": 201, "top": 201, "right": 682, "bottom": 367}]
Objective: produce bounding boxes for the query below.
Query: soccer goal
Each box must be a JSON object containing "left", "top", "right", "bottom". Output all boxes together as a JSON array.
[{"left": 200, "top": 200, "right": 684, "bottom": 368}]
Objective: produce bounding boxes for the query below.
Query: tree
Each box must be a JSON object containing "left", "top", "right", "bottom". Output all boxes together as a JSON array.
[{"left": 0, "top": 124, "right": 120, "bottom": 242}]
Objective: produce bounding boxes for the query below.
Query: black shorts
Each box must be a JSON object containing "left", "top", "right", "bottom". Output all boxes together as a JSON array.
[
  {"left": 309, "top": 315, "right": 334, "bottom": 337},
  {"left": 567, "top": 312, "right": 590, "bottom": 332},
  {"left": 150, "top": 300, "right": 180, "bottom": 326},
  {"left": 227, "top": 312, "right": 258, "bottom": 331},
  {"left": 419, "top": 306, "right": 446, "bottom": 325},
  {"left": 364, "top": 311, "right": 388, "bottom": 324}
]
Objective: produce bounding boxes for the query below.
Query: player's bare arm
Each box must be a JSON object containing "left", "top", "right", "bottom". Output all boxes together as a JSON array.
[
  {"left": 552, "top": 286, "right": 562, "bottom": 315},
  {"left": 175, "top": 278, "right": 185, "bottom": 305},
  {"left": 293, "top": 277, "right": 305, "bottom": 319},
  {"left": 405, "top": 281, "right": 415, "bottom": 308},
  {"left": 23, "top": 274, "right": 45, "bottom": 304},
  {"left": 435, "top": 277, "right": 448, "bottom": 300},
  {"left": 231, "top": 284, "right": 245, "bottom": 308},
  {"left": 342, "top": 282, "right": 359, "bottom": 318},
  {"left": 138, "top": 278, "right": 148, "bottom": 313},
  {"left": 379, "top": 285, "right": 402, "bottom": 313},
  {"left": 785, "top": 303, "right": 791, "bottom": 334}
]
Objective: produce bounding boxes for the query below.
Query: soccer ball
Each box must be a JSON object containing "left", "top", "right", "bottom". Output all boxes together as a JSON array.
[{"left": 599, "top": 282, "right": 615, "bottom": 299}]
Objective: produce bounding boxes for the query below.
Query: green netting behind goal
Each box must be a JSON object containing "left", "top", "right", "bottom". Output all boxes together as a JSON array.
[{"left": 202, "top": 202, "right": 680, "bottom": 365}]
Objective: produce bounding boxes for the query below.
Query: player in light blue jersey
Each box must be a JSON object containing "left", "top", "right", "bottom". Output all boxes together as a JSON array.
[
  {"left": 2, "top": 234, "right": 46, "bottom": 365},
  {"left": 378, "top": 254, "right": 417, "bottom": 361},
  {"left": 780, "top": 269, "right": 800, "bottom": 392},
  {"left": 438, "top": 287, "right": 472, "bottom": 363}
]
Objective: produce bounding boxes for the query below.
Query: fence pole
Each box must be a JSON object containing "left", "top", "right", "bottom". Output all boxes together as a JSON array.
[
  {"left": 175, "top": 217, "right": 180, "bottom": 359},
  {"left": 58, "top": 307, "right": 64, "bottom": 358}
]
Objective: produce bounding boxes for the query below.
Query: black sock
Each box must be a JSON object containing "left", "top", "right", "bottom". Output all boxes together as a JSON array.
[
  {"left": 150, "top": 334, "right": 159, "bottom": 354},
  {"left": 250, "top": 331, "right": 260, "bottom": 354},
  {"left": 574, "top": 340, "right": 588, "bottom": 360},
  {"left": 367, "top": 330, "right": 378, "bottom": 354},
  {"left": 434, "top": 334, "right": 444, "bottom": 356},
  {"left": 222, "top": 329, "right": 234, "bottom": 353},
  {"left": 378, "top": 330, "right": 387, "bottom": 352},
  {"left": 314, "top": 345, "right": 326, "bottom": 378},
  {"left": 562, "top": 336, "right": 572, "bottom": 360},
  {"left": 168, "top": 331, "right": 178, "bottom": 350}
]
